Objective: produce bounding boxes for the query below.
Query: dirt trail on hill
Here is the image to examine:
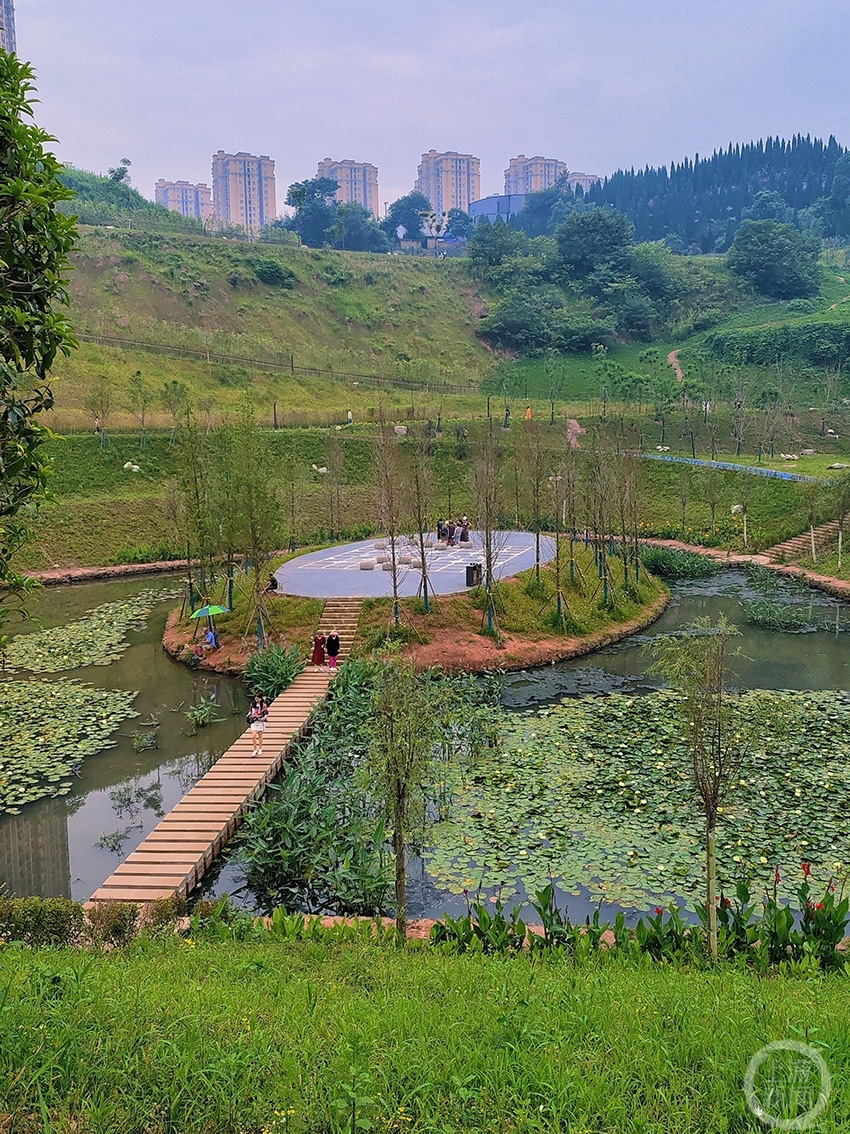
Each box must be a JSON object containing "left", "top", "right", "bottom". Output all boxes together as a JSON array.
[{"left": 667, "top": 349, "right": 684, "bottom": 382}]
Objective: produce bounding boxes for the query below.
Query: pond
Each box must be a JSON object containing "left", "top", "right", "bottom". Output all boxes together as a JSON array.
[
  {"left": 0, "top": 577, "right": 246, "bottom": 901},
  {"left": 1, "top": 569, "right": 847, "bottom": 921},
  {"left": 208, "top": 568, "right": 850, "bottom": 923}
]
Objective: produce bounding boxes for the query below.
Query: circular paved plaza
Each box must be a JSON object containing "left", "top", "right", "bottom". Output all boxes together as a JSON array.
[{"left": 275, "top": 531, "right": 555, "bottom": 599}]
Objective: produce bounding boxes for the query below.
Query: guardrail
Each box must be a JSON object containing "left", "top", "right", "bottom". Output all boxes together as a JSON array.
[{"left": 638, "top": 453, "right": 825, "bottom": 483}]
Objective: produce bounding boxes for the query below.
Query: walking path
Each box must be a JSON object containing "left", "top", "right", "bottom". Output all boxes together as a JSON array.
[{"left": 90, "top": 598, "right": 360, "bottom": 904}]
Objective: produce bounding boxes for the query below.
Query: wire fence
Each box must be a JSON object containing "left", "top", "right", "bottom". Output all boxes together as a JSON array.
[
  {"left": 638, "top": 452, "right": 825, "bottom": 483},
  {"left": 77, "top": 332, "right": 481, "bottom": 396}
]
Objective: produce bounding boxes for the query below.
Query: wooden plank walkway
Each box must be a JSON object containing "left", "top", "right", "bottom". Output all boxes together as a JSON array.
[{"left": 90, "top": 598, "right": 362, "bottom": 904}]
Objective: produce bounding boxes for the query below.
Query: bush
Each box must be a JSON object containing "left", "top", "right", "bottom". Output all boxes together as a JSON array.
[
  {"left": 0, "top": 897, "right": 84, "bottom": 947},
  {"left": 244, "top": 644, "right": 304, "bottom": 699},
  {"left": 85, "top": 902, "right": 139, "bottom": 949},
  {"left": 253, "top": 258, "right": 296, "bottom": 288}
]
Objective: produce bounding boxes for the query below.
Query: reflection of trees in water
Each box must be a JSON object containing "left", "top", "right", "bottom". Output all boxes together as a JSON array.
[
  {"left": 96, "top": 824, "right": 142, "bottom": 855},
  {"left": 168, "top": 749, "right": 218, "bottom": 796},
  {"left": 109, "top": 773, "right": 165, "bottom": 820}
]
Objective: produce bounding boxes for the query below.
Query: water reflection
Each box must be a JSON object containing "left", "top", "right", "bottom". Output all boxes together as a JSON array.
[{"left": 0, "top": 577, "right": 246, "bottom": 899}]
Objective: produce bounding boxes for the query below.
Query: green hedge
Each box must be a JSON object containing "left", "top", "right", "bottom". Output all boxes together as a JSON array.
[{"left": 707, "top": 319, "right": 850, "bottom": 365}]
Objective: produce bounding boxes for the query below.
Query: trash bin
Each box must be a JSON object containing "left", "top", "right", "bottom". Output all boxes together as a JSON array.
[{"left": 466, "top": 563, "right": 482, "bottom": 587}]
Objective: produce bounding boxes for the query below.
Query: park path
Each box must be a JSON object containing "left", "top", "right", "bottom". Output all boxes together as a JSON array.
[{"left": 90, "top": 598, "right": 361, "bottom": 905}]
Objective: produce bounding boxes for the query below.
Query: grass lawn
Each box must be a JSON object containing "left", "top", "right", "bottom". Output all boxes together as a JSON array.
[
  {"left": 1, "top": 937, "right": 848, "bottom": 1132},
  {"left": 353, "top": 547, "right": 665, "bottom": 657}
]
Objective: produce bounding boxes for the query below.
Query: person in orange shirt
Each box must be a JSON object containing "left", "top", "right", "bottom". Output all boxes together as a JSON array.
[{"left": 524, "top": 406, "right": 533, "bottom": 420}]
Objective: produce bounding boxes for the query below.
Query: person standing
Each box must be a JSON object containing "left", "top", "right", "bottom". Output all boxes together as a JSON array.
[
  {"left": 524, "top": 405, "right": 533, "bottom": 420},
  {"left": 326, "top": 629, "right": 341, "bottom": 671},
  {"left": 247, "top": 693, "right": 269, "bottom": 757},
  {"left": 311, "top": 631, "right": 326, "bottom": 669}
]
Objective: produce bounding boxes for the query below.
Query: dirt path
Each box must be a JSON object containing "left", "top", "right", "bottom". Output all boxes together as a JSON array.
[
  {"left": 828, "top": 294, "right": 850, "bottom": 311},
  {"left": 667, "top": 349, "right": 684, "bottom": 382}
]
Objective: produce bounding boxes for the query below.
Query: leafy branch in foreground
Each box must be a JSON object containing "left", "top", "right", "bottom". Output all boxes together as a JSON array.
[{"left": 0, "top": 51, "right": 77, "bottom": 643}]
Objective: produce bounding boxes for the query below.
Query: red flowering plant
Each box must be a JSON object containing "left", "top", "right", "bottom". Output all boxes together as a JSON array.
[{"left": 798, "top": 864, "right": 850, "bottom": 972}]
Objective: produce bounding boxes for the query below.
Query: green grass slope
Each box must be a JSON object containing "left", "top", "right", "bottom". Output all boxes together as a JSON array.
[{"left": 63, "top": 229, "right": 493, "bottom": 377}]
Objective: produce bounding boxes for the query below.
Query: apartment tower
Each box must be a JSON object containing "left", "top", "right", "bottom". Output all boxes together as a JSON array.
[
  {"left": 0, "top": 0, "right": 16, "bottom": 52},
  {"left": 155, "top": 180, "right": 214, "bottom": 221},
  {"left": 211, "top": 151, "right": 276, "bottom": 231},
  {"left": 505, "top": 155, "right": 567, "bottom": 195},
  {"left": 317, "top": 159, "right": 380, "bottom": 216},
  {"left": 415, "top": 150, "right": 480, "bottom": 214}
]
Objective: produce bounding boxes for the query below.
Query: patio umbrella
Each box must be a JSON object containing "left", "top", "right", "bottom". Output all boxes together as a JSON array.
[{"left": 190, "top": 605, "right": 229, "bottom": 619}]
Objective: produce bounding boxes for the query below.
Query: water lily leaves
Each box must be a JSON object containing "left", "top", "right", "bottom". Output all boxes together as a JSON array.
[
  {"left": 426, "top": 689, "right": 850, "bottom": 912},
  {"left": 0, "top": 679, "right": 138, "bottom": 813},
  {"left": 3, "top": 587, "right": 180, "bottom": 673}
]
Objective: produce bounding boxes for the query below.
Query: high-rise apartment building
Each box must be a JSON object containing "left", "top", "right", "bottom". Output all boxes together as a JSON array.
[
  {"left": 316, "top": 158, "right": 380, "bottom": 216},
  {"left": 155, "top": 180, "right": 214, "bottom": 221},
  {"left": 211, "top": 151, "right": 276, "bottom": 231},
  {"left": 505, "top": 155, "right": 567, "bottom": 195},
  {"left": 566, "top": 171, "right": 602, "bottom": 194},
  {"left": 415, "top": 150, "right": 481, "bottom": 214},
  {"left": 0, "top": 0, "right": 16, "bottom": 53}
]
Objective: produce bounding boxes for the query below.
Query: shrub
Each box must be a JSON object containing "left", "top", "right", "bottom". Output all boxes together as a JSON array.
[
  {"left": 0, "top": 897, "right": 84, "bottom": 947},
  {"left": 320, "top": 262, "right": 353, "bottom": 287},
  {"left": 253, "top": 258, "right": 296, "bottom": 288},
  {"left": 85, "top": 901, "right": 139, "bottom": 949},
  {"left": 245, "top": 644, "right": 304, "bottom": 699}
]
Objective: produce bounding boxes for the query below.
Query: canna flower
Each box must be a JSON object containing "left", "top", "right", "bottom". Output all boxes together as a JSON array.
[
  {"left": 775, "top": 867, "right": 781, "bottom": 884},
  {"left": 802, "top": 862, "right": 812, "bottom": 877},
  {"left": 654, "top": 907, "right": 663, "bottom": 916}
]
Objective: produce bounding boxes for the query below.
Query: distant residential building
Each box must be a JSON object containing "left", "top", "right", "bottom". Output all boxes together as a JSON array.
[
  {"left": 155, "top": 180, "right": 214, "bottom": 220},
  {"left": 415, "top": 150, "right": 481, "bottom": 214},
  {"left": 0, "top": 0, "right": 16, "bottom": 52},
  {"left": 469, "top": 194, "right": 528, "bottom": 227},
  {"left": 211, "top": 150, "right": 276, "bottom": 231},
  {"left": 316, "top": 158, "right": 380, "bottom": 216},
  {"left": 504, "top": 155, "right": 567, "bottom": 195},
  {"left": 566, "top": 171, "right": 602, "bottom": 194}
]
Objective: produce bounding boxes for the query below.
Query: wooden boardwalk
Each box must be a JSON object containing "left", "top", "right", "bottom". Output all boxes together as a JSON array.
[{"left": 90, "top": 599, "right": 361, "bottom": 904}]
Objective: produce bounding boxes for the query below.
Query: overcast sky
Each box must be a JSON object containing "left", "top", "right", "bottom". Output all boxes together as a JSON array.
[{"left": 16, "top": 0, "right": 850, "bottom": 212}]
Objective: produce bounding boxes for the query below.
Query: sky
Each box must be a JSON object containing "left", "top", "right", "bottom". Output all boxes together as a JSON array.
[{"left": 16, "top": 0, "right": 850, "bottom": 213}]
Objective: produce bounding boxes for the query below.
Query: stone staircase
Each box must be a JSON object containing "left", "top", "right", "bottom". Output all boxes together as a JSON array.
[
  {"left": 763, "top": 520, "right": 840, "bottom": 564},
  {"left": 317, "top": 598, "right": 361, "bottom": 661}
]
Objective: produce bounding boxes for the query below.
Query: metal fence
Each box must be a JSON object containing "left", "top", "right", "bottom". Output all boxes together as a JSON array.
[
  {"left": 638, "top": 452, "right": 824, "bottom": 484},
  {"left": 78, "top": 332, "right": 481, "bottom": 396}
]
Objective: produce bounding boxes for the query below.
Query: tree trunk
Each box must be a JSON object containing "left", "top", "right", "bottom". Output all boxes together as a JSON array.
[
  {"left": 707, "top": 821, "right": 718, "bottom": 962},
  {"left": 838, "top": 525, "right": 843, "bottom": 573},
  {"left": 810, "top": 523, "right": 817, "bottom": 564},
  {"left": 393, "top": 821, "right": 406, "bottom": 938}
]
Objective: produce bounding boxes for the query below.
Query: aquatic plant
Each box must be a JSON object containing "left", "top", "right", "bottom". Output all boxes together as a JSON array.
[
  {"left": 244, "top": 644, "right": 304, "bottom": 699},
  {"left": 3, "top": 587, "right": 180, "bottom": 673},
  {"left": 639, "top": 546, "right": 722, "bottom": 578},
  {"left": 741, "top": 600, "right": 811, "bottom": 631},
  {"left": 184, "top": 695, "right": 225, "bottom": 732},
  {"left": 0, "top": 679, "right": 138, "bottom": 813},
  {"left": 426, "top": 688, "right": 850, "bottom": 911}
]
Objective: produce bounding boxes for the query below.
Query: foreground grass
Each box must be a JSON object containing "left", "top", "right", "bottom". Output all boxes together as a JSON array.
[{"left": 1, "top": 937, "right": 849, "bottom": 1132}]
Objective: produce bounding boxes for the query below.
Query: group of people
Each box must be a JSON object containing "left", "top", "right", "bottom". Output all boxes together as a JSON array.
[
  {"left": 437, "top": 516, "right": 470, "bottom": 546},
  {"left": 310, "top": 629, "right": 341, "bottom": 670},
  {"left": 245, "top": 628, "right": 340, "bottom": 756}
]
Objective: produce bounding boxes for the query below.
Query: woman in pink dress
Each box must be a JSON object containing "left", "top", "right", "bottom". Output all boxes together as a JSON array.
[{"left": 311, "top": 631, "right": 326, "bottom": 669}]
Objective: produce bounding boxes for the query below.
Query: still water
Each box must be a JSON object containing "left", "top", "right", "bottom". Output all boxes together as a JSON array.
[
  {"left": 0, "top": 569, "right": 847, "bottom": 912},
  {"left": 0, "top": 576, "right": 245, "bottom": 901}
]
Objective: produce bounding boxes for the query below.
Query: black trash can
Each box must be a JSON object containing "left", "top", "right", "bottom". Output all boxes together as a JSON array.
[{"left": 466, "top": 563, "right": 482, "bottom": 587}]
